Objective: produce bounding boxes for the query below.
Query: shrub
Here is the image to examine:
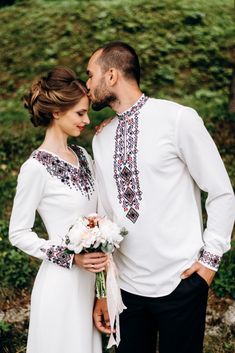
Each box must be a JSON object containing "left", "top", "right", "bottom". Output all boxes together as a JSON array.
[
  {"left": 0, "top": 320, "right": 28, "bottom": 353},
  {"left": 0, "top": 220, "right": 39, "bottom": 290},
  {"left": 212, "top": 241, "right": 235, "bottom": 299}
]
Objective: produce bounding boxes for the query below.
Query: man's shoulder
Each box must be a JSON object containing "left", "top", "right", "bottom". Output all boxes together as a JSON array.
[
  {"left": 147, "top": 97, "right": 185, "bottom": 112},
  {"left": 144, "top": 98, "right": 199, "bottom": 125}
]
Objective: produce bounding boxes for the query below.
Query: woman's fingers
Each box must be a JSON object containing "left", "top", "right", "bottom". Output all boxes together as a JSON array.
[
  {"left": 74, "top": 252, "right": 109, "bottom": 272},
  {"left": 84, "top": 256, "right": 108, "bottom": 265},
  {"left": 83, "top": 260, "right": 108, "bottom": 271},
  {"left": 90, "top": 267, "right": 106, "bottom": 273},
  {"left": 83, "top": 253, "right": 108, "bottom": 264},
  {"left": 85, "top": 252, "right": 107, "bottom": 258}
]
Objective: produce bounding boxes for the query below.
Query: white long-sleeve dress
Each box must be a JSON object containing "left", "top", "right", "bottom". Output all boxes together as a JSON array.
[{"left": 9, "top": 145, "right": 102, "bottom": 353}]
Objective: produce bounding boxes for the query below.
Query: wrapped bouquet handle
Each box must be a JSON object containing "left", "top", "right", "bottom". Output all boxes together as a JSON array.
[{"left": 106, "top": 254, "right": 126, "bottom": 348}]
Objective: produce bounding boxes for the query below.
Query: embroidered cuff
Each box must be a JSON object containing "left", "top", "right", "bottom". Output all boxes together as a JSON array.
[
  {"left": 41, "top": 245, "right": 74, "bottom": 269},
  {"left": 198, "top": 249, "right": 221, "bottom": 271}
]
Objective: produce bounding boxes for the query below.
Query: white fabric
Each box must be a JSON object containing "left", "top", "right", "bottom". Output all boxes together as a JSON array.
[
  {"left": 106, "top": 254, "right": 126, "bottom": 348},
  {"left": 93, "top": 98, "right": 235, "bottom": 298},
  {"left": 9, "top": 147, "right": 102, "bottom": 353}
]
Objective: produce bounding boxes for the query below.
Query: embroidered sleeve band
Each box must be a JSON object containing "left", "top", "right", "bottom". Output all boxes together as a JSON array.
[
  {"left": 198, "top": 249, "right": 221, "bottom": 271},
  {"left": 41, "top": 245, "right": 74, "bottom": 269}
]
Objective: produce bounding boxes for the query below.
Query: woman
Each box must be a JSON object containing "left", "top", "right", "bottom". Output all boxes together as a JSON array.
[{"left": 9, "top": 67, "right": 107, "bottom": 353}]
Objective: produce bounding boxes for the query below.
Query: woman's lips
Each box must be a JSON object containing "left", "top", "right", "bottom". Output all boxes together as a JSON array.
[{"left": 77, "top": 126, "right": 85, "bottom": 132}]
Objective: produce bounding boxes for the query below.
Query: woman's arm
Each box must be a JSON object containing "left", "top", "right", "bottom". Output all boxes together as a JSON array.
[
  {"left": 9, "top": 158, "right": 74, "bottom": 269},
  {"left": 9, "top": 158, "right": 108, "bottom": 271}
]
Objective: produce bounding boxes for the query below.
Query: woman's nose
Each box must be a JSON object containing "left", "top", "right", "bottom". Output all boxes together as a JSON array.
[{"left": 83, "top": 114, "right": 90, "bottom": 125}]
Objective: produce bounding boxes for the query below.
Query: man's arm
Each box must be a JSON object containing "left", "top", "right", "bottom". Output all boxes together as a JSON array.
[
  {"left": 175, "top": 107, "right": 235, "bottom": 282},
  {"left": 95, "top": 117, "right": 114, "bottom": 134}
]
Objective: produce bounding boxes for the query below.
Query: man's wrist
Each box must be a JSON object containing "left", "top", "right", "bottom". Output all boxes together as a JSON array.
[{"left": 198, "top": 249, "right": 222, "bottom": 271}]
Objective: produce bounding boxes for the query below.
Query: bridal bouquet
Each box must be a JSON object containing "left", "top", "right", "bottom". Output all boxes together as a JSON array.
[
  {"left": 64, "top": 213, "right": 127, "bottom": 298},
  {"left": 64, "top": 213, "right": 127, "bottom": 348}
]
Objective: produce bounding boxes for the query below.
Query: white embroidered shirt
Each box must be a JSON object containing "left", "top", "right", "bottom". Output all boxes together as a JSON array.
[{"left": 93, "top": 96, "right": 235, "bottom": 297}]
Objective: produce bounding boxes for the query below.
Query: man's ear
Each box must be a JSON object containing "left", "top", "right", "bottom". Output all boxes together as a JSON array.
[{"left": 107, "top": 68, "right": 118, "bottom": 86}]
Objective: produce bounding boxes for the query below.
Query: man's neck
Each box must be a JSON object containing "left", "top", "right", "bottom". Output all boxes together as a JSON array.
[{"left": 111, "top": 87, "right": 143, "bottom": 115}]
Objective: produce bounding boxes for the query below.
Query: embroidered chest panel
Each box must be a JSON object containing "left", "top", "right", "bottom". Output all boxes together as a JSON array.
[
  {"left": 113, "top": 95, "right": 149, "bottom": 223},
  {"left": 32, "top": 145, "right": 95, "bottom": 199}
]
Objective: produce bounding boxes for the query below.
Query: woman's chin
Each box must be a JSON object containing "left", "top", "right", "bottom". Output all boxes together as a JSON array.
[{"left": 69, "top": 130, "right": 81, "bottom": 138}]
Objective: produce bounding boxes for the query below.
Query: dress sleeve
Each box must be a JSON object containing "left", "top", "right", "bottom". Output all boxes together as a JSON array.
[
  {"left": 9, "top": 158, "right": 74, "bottom": 269},
  {"left": 175, "top": 107, "right": 235, "bottom": 271},
  {"left": 92, "top": 162, "right": 107, "bottom": 217}
]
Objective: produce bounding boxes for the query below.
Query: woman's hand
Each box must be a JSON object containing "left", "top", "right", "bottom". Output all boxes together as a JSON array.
[
  {"left": 95, "top": 117, "right": 114, "bottom": 135},
  {"left": 74, "top": 252, "right": 108, "bottom": 273}
]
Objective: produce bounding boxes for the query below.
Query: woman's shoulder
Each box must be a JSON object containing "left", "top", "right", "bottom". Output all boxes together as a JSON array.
[{"left": 19, "top": 151, "right": 48, "bottom": 176}]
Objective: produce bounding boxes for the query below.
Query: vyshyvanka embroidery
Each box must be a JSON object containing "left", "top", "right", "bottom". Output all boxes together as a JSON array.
[
  {"left": 41, "top": 245, "right": 73, "bottom": 269},
  {"left": 32, "top": 145, "right": 94, "bottom": 199},
  {"left": 113, "top": 94, "right": 149, "bottom": 223},
  {"left": 199, "top": 249, "right": 221, "bottom": 270}
]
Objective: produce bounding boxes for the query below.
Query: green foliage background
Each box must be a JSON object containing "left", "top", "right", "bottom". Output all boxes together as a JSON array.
[{"left": 0, "top": 0, "right": 234, "bottom": 352}]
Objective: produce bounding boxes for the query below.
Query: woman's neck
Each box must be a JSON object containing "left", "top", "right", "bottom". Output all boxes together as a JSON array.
[{"left": 39, "top": 126, "right": 69, "bottom": 154}]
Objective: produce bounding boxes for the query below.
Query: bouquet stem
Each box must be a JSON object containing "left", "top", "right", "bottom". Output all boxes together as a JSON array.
[{"left": 96, "top": 270, "right": 106, "bottom": 298}]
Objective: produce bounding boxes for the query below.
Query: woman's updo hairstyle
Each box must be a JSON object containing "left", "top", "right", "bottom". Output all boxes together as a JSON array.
[{"left": 24, "top": 67, "right": 88, "bottom": 127}]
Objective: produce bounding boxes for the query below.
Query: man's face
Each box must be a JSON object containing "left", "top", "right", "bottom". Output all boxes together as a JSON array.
[{"left": 86, "top": 50, "right": 117, "bottom": 111}]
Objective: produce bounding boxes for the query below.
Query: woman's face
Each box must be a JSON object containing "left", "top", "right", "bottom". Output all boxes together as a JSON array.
[{"left": 53, "top": 96, "right": 90, "bottom": 137}]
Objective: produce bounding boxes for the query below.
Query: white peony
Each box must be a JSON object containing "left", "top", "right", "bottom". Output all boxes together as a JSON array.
[
  {"left": 98, "top": 218, "right": 124, "bottom": 248},
  {"left": 64, "top": 215, "right": 127, "bottom": 254}
]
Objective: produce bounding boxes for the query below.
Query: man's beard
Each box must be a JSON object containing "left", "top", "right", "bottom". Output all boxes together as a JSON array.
[{"left": 91, "top": 85, "right": 117, "bottom": 111}]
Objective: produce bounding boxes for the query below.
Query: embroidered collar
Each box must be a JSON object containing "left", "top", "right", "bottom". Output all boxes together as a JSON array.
[
  {"left": 116, "top": 94, "right": 149, "bottom": 119},
  {"left": 31, "top": 145, "right": 95, "bottom": 198}
]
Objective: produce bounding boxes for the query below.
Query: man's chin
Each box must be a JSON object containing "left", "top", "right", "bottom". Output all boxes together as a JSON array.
[{"left": 91, "top": 102, "right": 108, "bottom": 111}]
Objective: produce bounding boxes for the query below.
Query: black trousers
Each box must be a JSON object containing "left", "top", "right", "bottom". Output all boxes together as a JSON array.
[{"left": 116, "top": 273, "right": 209, "bottom": 353}]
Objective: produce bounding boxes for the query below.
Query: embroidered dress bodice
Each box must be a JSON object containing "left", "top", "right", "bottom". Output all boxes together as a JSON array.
[
  {"left": 9, "top": 145, "right": 97, "bottom": 268},
  {"left": 31, "top": 145, "right": 94, "bottom": 197}
]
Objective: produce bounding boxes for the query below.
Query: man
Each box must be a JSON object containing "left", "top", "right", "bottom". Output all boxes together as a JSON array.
[{"left": 86, "top": 41, "right": 235, "bottom": 353}]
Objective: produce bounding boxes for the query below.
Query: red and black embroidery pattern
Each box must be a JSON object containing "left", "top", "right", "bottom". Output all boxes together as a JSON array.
[
  {"left": 32, "top": 146, "right": 94, "bottom": 199},
  {"left": 199, "top": 249, "right": 221, "bottom": 270},
  {"left": 113, "top": 94, "right": 149, "bottom": 223},
  {"left": 41, "top": 245, "right": 73, "bottom": 269}
]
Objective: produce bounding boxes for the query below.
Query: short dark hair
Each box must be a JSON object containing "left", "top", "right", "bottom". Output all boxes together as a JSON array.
[
  {"left": 95, "top": 41, "right": 140, "bottom": 85},
  {"left": 24, "top": 67, "right": 88, "bottom": 127}
]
